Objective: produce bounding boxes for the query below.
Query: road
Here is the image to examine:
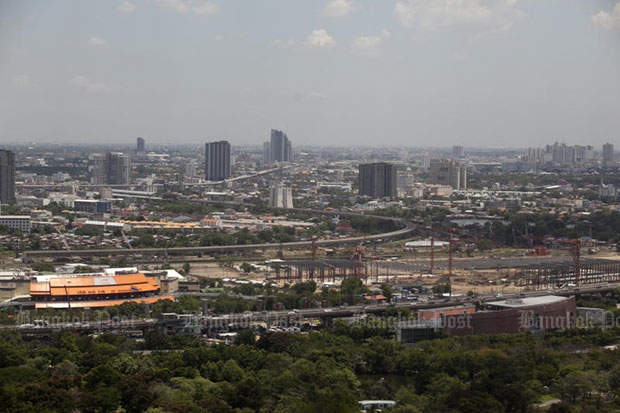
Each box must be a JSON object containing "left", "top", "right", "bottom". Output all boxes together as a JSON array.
[
  {"left": 6, "top": 281, "right": 619, "bottom": 335},
  {"left": 22, "top": 213, "right": 415, "bottom": 262}
]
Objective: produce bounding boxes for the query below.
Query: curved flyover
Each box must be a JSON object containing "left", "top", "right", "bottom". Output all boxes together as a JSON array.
[{"left": 22, "top": 212, "right": 416, "bottom": 263}]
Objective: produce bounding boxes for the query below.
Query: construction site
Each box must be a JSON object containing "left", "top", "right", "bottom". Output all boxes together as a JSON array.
[{"left": 252, "top": 236, "right": 620, "bottom": 294}]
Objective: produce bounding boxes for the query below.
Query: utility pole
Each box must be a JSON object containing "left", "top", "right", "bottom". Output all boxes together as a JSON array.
[
  {"left": 430, "top": 237, "right": 434, "bottom": 274},
  {"left": 573, "top": 239, "right": 581, "bottom": 285},
  {"left": 65, "top": 281, "right": 72, "bottom": 322}
]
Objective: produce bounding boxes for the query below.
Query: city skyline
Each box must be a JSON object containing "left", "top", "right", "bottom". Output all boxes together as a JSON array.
[{"left": 1, "top": 1, "right": 619, "bottom": 148}]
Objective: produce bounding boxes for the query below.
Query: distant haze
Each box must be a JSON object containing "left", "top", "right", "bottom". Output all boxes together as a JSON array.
[{"left": 1, "top": 0, "right": 619, "bottom": 148}]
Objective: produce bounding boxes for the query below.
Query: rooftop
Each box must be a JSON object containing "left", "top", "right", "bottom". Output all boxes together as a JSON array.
[{"left": 485, "top": 295, "right": 569, "bottom": 308}]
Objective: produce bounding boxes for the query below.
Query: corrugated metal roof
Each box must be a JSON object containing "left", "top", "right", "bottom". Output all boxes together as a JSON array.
[
  {"left": 486, "top": 295, "right": 569, "bottom": 308},
  {"left": 34, "top": 295, "right": 174, "bottom": 309},
  {"left": 31, "top": 273, "right": 160, "bottom": 296}
]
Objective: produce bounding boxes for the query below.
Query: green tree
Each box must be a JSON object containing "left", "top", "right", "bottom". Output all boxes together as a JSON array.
[
  {"left": 476, "top": 238, "right": 493, "bottom": 252},
  {"left": 73, "top": 265, "right": 95, "bottom": 274},
  {"left": 292, "top": 280, "right": 317, "bottom": 295},
  {"left": 340, "top": 277, "right": 365, "bottom": 296},
  {"left": 75, "top": 226, "right": 104, "bottom": 237},
  {"left": 31, "top": 262, "right": 55, "bottom": 272},
  {"left": 380, "top": 283, "right": 393, "bottom": 298},
  {"left": 432, "top": 284, "right": 450, "bottom": 295},
  {"left": 235, "top": 330, "right": 257, "bottom": 346},
  {"left": 556, "top": 370, "right": 595, "bottom": 402}
]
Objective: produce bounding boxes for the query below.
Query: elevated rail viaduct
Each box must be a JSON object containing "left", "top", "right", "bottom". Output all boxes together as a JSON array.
[{"left": 22, "top": 210, "right": 416, "bottom": 263}]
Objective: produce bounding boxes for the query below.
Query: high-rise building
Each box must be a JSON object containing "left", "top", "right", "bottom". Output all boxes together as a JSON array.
[
  {"left": 599, "top": 179, "right": 616, "bottom": 198},
  {"left": 0, "top": 149, "right": 16, "bottom": 204},
  {"left": 91, "top": 154, "right": 107, "bottom": 185},
  {"left": 185, "top": 160, "right": 197, "bottom": 178},
  {"left": 107, "top": 152, "right": 131, "bottom": 185},
  {"left": 575, "top": 145, "right": 594, "bottom": 163},
  {"left": 263, "top": 129, "right": 293, "bottom": 164},
  {"left": 263, "top": 141, "right": 272, "bottom": 164},
  {"left": 396, "top": 170, "right": 415, "bottom": 197},
  {"left": 526, "top": 147, "right": 546, "bottom": 163},
  {"left": 603, "top": 143, "right": 614, "bottom": 167},
  {"left": 546, "top": 142, "right": 574, "bottom": 165},
  {"left": 269, "top": 184, "right": 294, "bottom": 208},
  {"left": 452, "top": 145, "right": 465, "bottom": 158},
  {"left": 91, "top": 152, "right": 131, "bottom": 185},
  {"left": 136, "top": 137, "right": 145, "bottom": 153},
  {"left": 205, "top": 141, "right": 231, "bottom": 181},
  {"left": 358, "top": 162, "right": 397, "bottom": 199},
  {"left": 429, "top": 159, "right": 467, "bottom": 190}
]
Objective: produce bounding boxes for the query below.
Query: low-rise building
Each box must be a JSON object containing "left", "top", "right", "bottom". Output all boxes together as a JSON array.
[
  {"left": 397, "top": 295, "right": 576, "bottom": 344},
  {"left": 0, "top": 270, "right": 33, "bottom": 301},
  {"left": 159, "top": 313, "right": 201, "bottom": 336},
  {"left": 30, "top": 273, "right": 173, "bottom": 309},
  {"left": 0, "top": 215, "right": 31, "bottom": 233},
  {"left": 74, "top": 199, "right": 112, "bottom": 214}
]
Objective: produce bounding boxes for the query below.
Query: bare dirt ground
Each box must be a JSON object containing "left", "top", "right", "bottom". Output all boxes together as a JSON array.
[
  {"left": 184, "top": 262, "right": 238, "bottom": 279},
  {"left": 178, "top": 257, "right": 517, "bottom": 295},
  {"left": 142, "top": 246, "right": 620, "bottom": 293}
]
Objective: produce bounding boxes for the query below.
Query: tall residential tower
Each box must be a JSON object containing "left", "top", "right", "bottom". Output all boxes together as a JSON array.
[
  {"left": 263, "top": 129, "right": 293, "bottom": 164},
  {"left": 205, "top": 140, "right": 231, "bottom": 181},
  {"left": 358, "top": 162, "right": 397, "bottom": 199},
  {"left": 269, "top": 184, "right": 294, "bottom": 208},
  {"left": 603, "top": 142, "right": 614, "bottom": 168},
  {"left": 91, "top": 152, "right": 131, "bottom": 185},
  {"left": 0, "top": 150, "right": 16, "bottom": 204},
  {"left": 136, "top": 137, "right": 145, "bottom": 153}
]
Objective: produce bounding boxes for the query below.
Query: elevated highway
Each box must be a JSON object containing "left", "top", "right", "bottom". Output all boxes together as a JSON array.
[{"left": 22, "top": 213, "right": 416, "bottom": 262}]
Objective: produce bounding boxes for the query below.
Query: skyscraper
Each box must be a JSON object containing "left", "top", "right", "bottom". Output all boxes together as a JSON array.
[
  {"left": 358, "top": 162, "right": 397, "bottom": 199},
  {"left": 263, "top": 129, "right": 293, "bottom": 163},
  {"left": 107, "top": 152, "right": 131, "bottom": 185},
  {"left": 262, "top": 141, "right": 272, "bottom": 164},
  {"left": 603, "top": 142, "right": 614, "bottom": 167},
  {"left": 91, "top": 152, "right": 131, "bottom": 185},
  {"left": 0, "top": 149, "right": 16, "bottom": 204},
  {"left": 91, "top": 154, "right": 107, "bottom": 185},
  {"left": 136, "top": 137, "right": 145, "bottom": 153},
  {"left": 453, "top": 145, "right": 465, "bottom": 158},
  {"left": 205, "top": 140, "right": 231, "bottom": 181}
]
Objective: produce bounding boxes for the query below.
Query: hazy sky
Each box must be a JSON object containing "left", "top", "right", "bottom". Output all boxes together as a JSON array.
[{"left": 1, "top": 0, "right": 619, "bottom": 149}]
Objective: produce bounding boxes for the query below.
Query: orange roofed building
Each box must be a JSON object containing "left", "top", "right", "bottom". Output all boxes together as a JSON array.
[{"left": 30, "top": 273, "right": 173, "bottom": 309}]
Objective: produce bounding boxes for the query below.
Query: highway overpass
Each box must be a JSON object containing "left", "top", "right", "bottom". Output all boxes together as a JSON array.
[{"left": 22, "top": 215, "right": 416, "bottom": 262}]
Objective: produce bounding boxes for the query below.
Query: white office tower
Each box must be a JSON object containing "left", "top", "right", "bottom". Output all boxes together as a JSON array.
[
  {"left": 269, "top": 184, "right": 294, "bottom": 209},
  {"left": 185, "top": 160, "right": 197, "bottom": 178},
  {"left": 429, "top": 159, "right": 467, "bottom": 190},
  {"left": 397, "top": 169, "right": 415, "bottom": 197}
]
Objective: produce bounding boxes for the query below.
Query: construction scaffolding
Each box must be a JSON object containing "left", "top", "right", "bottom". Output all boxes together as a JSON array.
[
  {"left": 513, "top": 258, "right": 620, "bottom": 289},
  {"left": 265, "top": 259, "right": 368, "bottom": 284}
]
